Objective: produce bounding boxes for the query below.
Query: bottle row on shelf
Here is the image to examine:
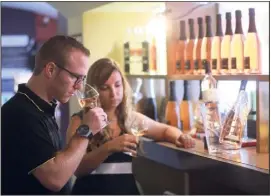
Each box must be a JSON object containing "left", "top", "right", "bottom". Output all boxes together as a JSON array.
[{"left": 171, "top": 8, "right": 261, "bottom": 76}]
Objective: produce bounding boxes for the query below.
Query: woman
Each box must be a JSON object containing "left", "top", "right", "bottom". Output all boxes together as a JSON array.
[{"left": 67, "top": 58, "right": 195, "bottom": 195}]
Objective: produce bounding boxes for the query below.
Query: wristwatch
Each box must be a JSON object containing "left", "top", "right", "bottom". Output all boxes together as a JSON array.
[{"left": 76, "top": 124, "right": 93, "bottom": 139}]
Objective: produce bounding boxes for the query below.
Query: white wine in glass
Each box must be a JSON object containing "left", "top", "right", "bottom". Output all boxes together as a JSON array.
[{"left": 76, "top": 83, "right": 99, "bottom": 109}]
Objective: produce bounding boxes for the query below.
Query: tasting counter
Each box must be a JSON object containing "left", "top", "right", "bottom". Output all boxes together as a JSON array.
[{"left": 132, "top": 137, "right": 269, "bottom": 195}]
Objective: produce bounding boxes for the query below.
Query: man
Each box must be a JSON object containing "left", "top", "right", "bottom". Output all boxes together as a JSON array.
[{"left": 2, "top": 35, "right": 108, "bottom": 194}]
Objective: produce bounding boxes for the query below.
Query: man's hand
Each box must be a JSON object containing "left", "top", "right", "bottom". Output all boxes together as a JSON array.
[
  {"left": 175, "top": 134, "right": 196, "bottom": 149},
  {"left": 82, "top": 107, "right": 107, "bottom": 135}
]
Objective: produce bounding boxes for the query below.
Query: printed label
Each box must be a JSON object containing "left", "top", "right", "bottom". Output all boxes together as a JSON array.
[
  {"left": 212, "top": 59, "right": 217, "bottom": 69},
  {"left": 225, "top": 134, "right": 239, "bottom": 142},
  {"left": 244, "top": 57, "right": 250, "bottom": 69},
  {"left": 221, "top": 58, "right": 229, "bottom": 70},
  {"left": 185, "top": 60, "right": 190, "bottom": 70},
  {"left": 231, "top": 57, "right": 237, "bottom": 69},
  {"left": 176, "top": 60, "right": 181, "bottom": 70}
]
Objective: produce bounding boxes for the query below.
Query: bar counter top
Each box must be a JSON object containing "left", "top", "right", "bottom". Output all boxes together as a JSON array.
[{"left": 132, "top": 137, "right": 269, "bottom": 195}]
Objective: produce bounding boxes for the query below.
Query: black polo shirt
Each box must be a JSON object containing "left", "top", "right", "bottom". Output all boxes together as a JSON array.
[{"left": 1, "top": 83, "right": 71, "bottom": 195}]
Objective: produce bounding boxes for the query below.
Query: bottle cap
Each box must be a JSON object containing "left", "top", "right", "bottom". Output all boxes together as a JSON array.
[
  {"left": 235, "top": 10, "right": 242, "bottom": 18},
  {"left": 180, "top": 20, "right": 185, "bottom": 28},
  {"left": 188, "top": 18, "right": 194, "bottom": 25},
  {"left": 226, "top": 12, "right": 231, "bottom": 20},
  {"left": 205, "top": 15, "right": 211, "bottom": 23},
  {"left": 197, "top": 17, "right": 203, "bottom": 24},
  {"left": 169, "top": 80, "right": 176, "bottom": 90},
  {"left": 249, "top": 8, "right": 255, "bottom": 16}
]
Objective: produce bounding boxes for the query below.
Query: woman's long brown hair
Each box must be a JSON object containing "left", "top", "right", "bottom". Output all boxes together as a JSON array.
[{"left": 86, "top": 58, "right": 133, "bottom": 134}]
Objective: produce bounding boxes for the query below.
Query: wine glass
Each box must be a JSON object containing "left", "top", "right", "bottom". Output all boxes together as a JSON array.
[
  {"left": 75, "top": 83, "right": 110, "bottom": 128},
  {"left": 124, "top": 116, "right": 148, "bottom": 157}
]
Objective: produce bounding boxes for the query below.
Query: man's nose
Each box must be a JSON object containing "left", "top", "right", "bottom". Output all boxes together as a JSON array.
[{"left": 74, "top": 82, "right": 83, "bottom": 90}]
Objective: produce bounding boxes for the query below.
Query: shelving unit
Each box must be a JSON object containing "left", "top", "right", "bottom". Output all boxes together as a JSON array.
[{"left": 124, "top": 2, "right": 269, "bottom": 154}]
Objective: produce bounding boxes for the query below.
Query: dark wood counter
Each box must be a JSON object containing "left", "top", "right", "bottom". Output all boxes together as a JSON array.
[{"left": 132, "top": 138, "right": 269, "bottom": 195}]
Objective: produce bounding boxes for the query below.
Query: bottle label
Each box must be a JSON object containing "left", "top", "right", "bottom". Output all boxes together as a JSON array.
[
  {"left": 244, "top": 57, "right": 250, "bottom": 69},
  {"left": 194, "top": 60, "right": 199, "bottom": 70},
  {"left": 221, "top": 58, "right": 228, "bottom": 69},
  {"left": 202, "top": 89, "right": 218, "bottom": 103},
  {"left": 231, "top": 57, "right": 237, "bottom": 69},
  {"left": 185, "top": 60, "right": 190, "bottom": 70},
  {"left": 142, "top": 42, "right": 149, "bottom": 72},
  {"left": 212, "top": 59, "right": 217, "bottom": 69},
  {"left": 224, "top": 134, "right": 239, "bottom": 142},
  {"left": 176, "top": 60, "right": 181, "bottom": 70},
  {"left": 124, "top": 43, "right": 130, "bottom": 73},
  {"left": 202, "top": 59, "right": 209, "bottom": 69}
]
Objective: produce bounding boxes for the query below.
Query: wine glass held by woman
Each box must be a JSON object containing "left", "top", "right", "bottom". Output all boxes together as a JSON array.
[{"left": 66, "top": 58, "right": 195, "bottom": 195}]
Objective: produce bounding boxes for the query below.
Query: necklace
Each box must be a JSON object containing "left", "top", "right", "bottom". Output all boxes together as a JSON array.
[{"left": 17, "top": 92, "right": 44, "bottom": 112}]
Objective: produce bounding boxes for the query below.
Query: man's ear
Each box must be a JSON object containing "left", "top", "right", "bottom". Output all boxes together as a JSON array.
[{"left": 44, "top": 62, "right": 56, "bottom": 79}]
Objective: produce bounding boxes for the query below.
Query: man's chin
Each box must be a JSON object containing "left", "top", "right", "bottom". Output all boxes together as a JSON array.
[{"left": 58, "top": 97, "right": 70, "bottom": 104}]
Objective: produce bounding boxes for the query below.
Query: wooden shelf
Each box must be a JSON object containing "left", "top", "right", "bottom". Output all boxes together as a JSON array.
[
  {"left": 168, "top": 74, "right": 270, "bottom": 81},
  {"left": 125, "top": 74, "right": 269, "bottom": 81},
  {"left": 125, "top": 74, "right": 167, "bottom": 79}
]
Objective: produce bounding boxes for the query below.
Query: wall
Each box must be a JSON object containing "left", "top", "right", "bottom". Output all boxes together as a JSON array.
[
  {"left": 68, "top": 15, "right": 82, "bottom": 36},
  {"left": 1, "top": 7, "right": 36, "bottom": 37},
  {"left": 82, "top": 11, "right": 155, "bottom": 67},
  {"left": 68, "top": 2, "right": 219, "bottom": 117}
]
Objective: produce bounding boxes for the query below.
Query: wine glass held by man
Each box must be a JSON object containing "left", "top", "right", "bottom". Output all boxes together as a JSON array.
[
  {"left": 66, "top": 58, "right": 195, "bottom": 195},
  {"left": 1, "top": 35, "right": 107, "bottom": 195}
]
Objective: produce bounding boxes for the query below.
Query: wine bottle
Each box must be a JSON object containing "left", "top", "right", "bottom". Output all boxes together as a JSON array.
[
  {"left": 231, "top": 10, "right": 244, "bottom": 74},
  {"left": 211, "top": 14, "right": 223, "bottom": 75},
  {"left": 165, "top": 81, "right": 181, "bottom": 129},
  {"left": 185, "top": 18, "right": 195, "bottom": 74},
  {"left": 175, "top": 20, "right": 186, "bottom": 74},
  {"left": 219, "top": 80, "right": 249, "bottom": 149},
  {"left": 221, "top": 12, "right": 233, "bottom": 75},
  {"left": 180, "top": 80, "right": 190, "bottom": 131},
  {"left": 193, "top": 17, "right": 204, "bottom": 75},
  {"left": 244, "top": 8, "right": 261, "bottom": 74},
  {"left": 201, "top": 63, "right": 222, "bottom": 153},
  {"left": 124, "top": 42, "right": 130, "bottom": 74},
  {"left": 201, "top": 16, "right": 213, "bottom": 75},
  {"left": 142, "top": 79, "right": 158, "bottom": 121},
  {"left": 150, "top": 36, "right": 157, "bottom": 74}
]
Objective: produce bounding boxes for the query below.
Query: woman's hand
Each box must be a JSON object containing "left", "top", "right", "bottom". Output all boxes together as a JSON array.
[
  {"left": 106, "top": 134, "right": 138, "bottom": 156},
  {"left": 175, "top": 134, "right": 196, "bottom": 149}
]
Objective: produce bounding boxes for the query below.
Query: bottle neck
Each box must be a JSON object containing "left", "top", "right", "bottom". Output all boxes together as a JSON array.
[
  {"left": 180, "top": 22, "right": 186, "bottom": 40},
  {"left": 205, "top": 22, "right": 212, "bottom": 37},
  {"left": 189, "top": 24, "right": 195, "bottom": 39},
  {"left": 216, "top": 17, "right": 223, "bottom": 36},
  {"left": 198, "top": 24, "right": 203, "bottom": 39},
  {"left": 183, "top": 81, "right": 188, "bottom": 101},
  {"left": 235, "top": 17, "right": 243, "bottom": 34},
  {"left": 169, "top": 83, "right": 177, "bottom": 101},
  {"left": 248, "top": 15, "right": 257, "bottom": 33},
  {"left": 225, "top": 19, "right": 233, "bottom": 35}
]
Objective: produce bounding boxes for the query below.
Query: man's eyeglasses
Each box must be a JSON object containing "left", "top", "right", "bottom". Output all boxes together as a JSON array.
[{"left": 54, "top": 63, "right": 86, "bottom": 85}]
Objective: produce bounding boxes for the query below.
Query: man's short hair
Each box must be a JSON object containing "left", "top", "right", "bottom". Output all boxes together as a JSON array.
[{"left": 33, "top": 35, "right": 90, "bottom": 75}]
